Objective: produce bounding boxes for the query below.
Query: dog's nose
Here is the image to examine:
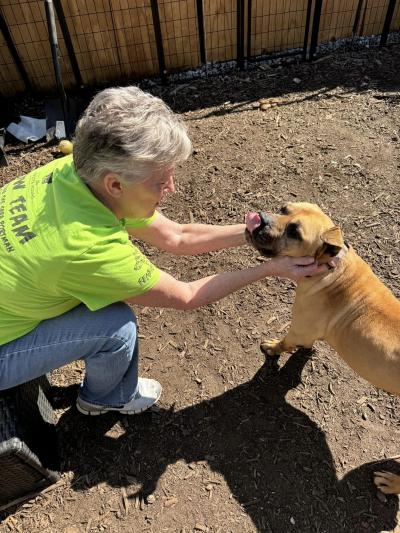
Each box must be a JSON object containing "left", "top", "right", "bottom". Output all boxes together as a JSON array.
[{"left": 259, "top": 211, "right": 274, "bottom": 229}]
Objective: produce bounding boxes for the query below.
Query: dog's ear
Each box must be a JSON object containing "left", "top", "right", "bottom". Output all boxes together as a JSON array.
[{"left": 316, "top": 226, "right": 344, "bottom": 261}]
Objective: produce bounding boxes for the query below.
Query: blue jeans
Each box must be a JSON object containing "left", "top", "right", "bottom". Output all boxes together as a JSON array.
[{"left": 0, "top": 303, "right": 139, "bottom": 407}]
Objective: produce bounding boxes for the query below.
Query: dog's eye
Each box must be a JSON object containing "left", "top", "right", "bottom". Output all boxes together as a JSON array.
[
  {"left": 280, "top": 205, "right": 289, "bottom": 215},
  {"left": 286, "top": 223, "right": 302, "bottom": 240}
]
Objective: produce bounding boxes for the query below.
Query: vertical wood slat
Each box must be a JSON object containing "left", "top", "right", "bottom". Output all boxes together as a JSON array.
[
  {"left": 359, "top": 0, "right": 390, "bottom": 36},
  {"left": 61, "top": 0, "right": 121, "bottom": 86},
  {"left": 251, "top": 0, "right": 310, "bottom": 58},
  {"left": 118, "top": 1, "right": 160, "bottom": 80},
  {"left": 112, "top": 1, "right": 158, "bottom": 79},
  {"left": 0, "top": 36, "right": 25, "bottom": 97},
  {"left": 0, "top": 6, "right": 31, "bottom": 95},
  {"left": 318, "top": 0, "right": 361, "bottom": 44},
  {"left": 391, "top": 0, "right": 400, "bottom": 28},
  {"left": 203, "top": 0, "right": 236, "bottom": 63},
  {"left": 158, "top": 0, "right": 200, "bottom": 72}
]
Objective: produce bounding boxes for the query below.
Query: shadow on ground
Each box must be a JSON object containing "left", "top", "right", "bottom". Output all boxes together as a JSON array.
[
  {"left": 54, "top": 350, "right": 398, "bottom": 533},
  {"left": 1, "top": 46, "right": 400, "bottom": 134},
  {"left": 158, "top": 45, "right": 400, "bottom": 117}
]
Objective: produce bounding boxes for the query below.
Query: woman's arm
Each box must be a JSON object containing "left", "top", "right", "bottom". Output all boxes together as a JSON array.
[
  {"left": 128, "top": 211, "right": 246, "bottom": 255},
  {"left": 126, "top": 256, "right": 327, "bottom": 310}
]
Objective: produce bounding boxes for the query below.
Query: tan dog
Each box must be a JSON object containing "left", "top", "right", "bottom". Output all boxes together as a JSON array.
[{"left": 245, "top": 202, "right": 400, "bottom": 494}]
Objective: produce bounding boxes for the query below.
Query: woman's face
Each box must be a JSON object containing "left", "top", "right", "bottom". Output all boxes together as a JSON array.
[{"left": 122, "top": 164, "right": 176, "bottom": 219}]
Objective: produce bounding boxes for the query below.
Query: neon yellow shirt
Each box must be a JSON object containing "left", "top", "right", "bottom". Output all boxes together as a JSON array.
[{"left": 0, "top": 155, "right": 160, "bottom": 345}]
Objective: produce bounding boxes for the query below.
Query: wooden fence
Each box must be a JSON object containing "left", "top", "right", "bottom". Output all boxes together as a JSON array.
[{"left": 0, "top": 0, "right": 399, "bottom": 98}]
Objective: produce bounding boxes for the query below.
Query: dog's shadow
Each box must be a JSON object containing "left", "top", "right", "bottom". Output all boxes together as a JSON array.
[{"left": 55, "top": 350, "right": 398, "bottom": 532}]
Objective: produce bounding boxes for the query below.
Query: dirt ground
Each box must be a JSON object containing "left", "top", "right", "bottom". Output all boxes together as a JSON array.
[{"left": 1, "top": 44, "right": 400, "bottom": 533}]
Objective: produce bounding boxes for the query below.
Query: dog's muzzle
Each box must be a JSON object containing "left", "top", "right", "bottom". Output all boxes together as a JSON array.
[
  {"left": 246, "top": 211, "right": 277, "bottom": 256},
  {"left": 257, "top": 212, "right": 274, "bottom": 232}
]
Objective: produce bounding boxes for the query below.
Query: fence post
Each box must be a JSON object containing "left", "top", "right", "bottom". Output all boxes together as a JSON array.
[
  {"left": 52, "top": 0, "right": 83, "bottom": 87},
  {"left": 309, "top": 0, "right": 323, "bottom": 61},
  {"left": 45, "top": 0, "right": 69, "bottom": 135},
  {"left": 380, "top": 0, "right": 397, "bottom": 46},
  {"left": 246, "top": 0, "right": 252, "bottom": 59},
  {"left": 150, "top": 0, "right": 167, "bottom": 83},
  {"left": 303, "top": 0, "right": 314, "bottom": 60},
  {"left": 196, "top": 0, "right": 206, "bottom": 65},
  {"left": 0, "top": 8, "right": 32, "bottom": 91},
  {"left": 352, "top": 0, "right": 365, "bottom": 36},
  {"left": 237, "top": 0, "right": 245, "bottom": 69}
]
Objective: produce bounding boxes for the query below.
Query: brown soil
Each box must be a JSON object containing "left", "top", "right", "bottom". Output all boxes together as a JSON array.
[{"left": 1, "top": 45, "right": 400, "bottom": 533}]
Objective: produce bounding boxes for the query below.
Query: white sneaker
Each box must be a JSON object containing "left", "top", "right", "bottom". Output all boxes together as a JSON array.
[{"left": 76, "top": 378, "right": 162, "bottom": 416}]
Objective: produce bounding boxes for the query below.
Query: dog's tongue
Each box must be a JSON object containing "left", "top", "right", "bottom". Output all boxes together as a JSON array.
[{"left": 245, "top": 212, "right": 261, "bottom": 233}]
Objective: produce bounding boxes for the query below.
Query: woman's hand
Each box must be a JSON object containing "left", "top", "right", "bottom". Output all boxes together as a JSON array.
[{"left": 268, "top": 256, "right": 333, "bottom": 282}]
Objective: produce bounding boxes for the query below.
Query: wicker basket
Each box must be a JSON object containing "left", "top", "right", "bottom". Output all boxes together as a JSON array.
[{"left": 0, "top": 375, "right": 59, "bottom": 508}]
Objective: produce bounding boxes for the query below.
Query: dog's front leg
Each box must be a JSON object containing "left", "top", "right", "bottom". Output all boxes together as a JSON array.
[
  {"left": 260, "top": 328, "right": 315, "bottom": 357},
  {"left": 260, "top": 291, "right": 323, "bottom": 357}
]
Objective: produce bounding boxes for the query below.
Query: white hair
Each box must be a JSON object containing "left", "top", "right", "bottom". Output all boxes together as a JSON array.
[{"left": 73, "top": 86, "right": 192, "bottom": 184}]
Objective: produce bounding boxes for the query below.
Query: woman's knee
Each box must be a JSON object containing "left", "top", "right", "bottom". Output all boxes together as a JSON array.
[{"left": 93, "top": 302, "right": 137, "bottom": 346}]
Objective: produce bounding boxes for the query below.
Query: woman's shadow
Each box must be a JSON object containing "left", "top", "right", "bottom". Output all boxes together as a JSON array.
[{"left": 55, "top": 350, "right": 398, "bottom": 532}]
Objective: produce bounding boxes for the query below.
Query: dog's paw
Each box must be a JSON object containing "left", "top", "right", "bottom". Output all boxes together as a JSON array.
[
  {"left": 374, "top": 470, "right": 400, "bottom": 494},
  {"left": 260, "top": 338, "right": 282, "bottom": 356}
]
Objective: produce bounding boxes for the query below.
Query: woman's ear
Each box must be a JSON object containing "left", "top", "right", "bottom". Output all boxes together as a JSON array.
[{"left": 103, "top": 173, "right": 123, "bottom": 198}]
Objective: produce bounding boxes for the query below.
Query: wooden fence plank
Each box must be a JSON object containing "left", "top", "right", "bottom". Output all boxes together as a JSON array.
[
  {"left": 0, "top": 27, "right": 24, "bottom": 97},
  {"left": 158, "top": 0, "right": 200, "bottom": 72},
  {"left": 391, "top": 0, "right": 400, "bottom": 30},
  {"left": 363, "top": 0, "right": 390, "bottom": 35},
  {"left": 61, "top": 0, "right": 122, "bottom": 86},
  {"left": 251, "top": 0, "right": 309, "bottom": 57},
  {"left": 204, "top": 0, "right": 236, "bottom": 62},
  {"left": 111, "top": 0, "right": 158, "bottom": 79},
  {"left": 318, "top": 0, "right": 360, "bottom": 43}
]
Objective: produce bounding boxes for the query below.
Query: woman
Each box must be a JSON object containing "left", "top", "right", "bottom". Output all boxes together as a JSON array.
[{"left": 0, "top": 86, "right": 327, "bottom": 415}]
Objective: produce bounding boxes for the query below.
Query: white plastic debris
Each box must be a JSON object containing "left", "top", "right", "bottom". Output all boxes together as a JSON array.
[
  {"left": 55, "top": 120, "right": 66, "bottom": 139},
  {"left": 7, "top": 115, "right": 47, "bottom": 143}
]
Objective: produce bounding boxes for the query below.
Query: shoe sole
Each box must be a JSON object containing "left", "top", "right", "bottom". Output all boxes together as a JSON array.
[{"left": 76, "top": 387, "right": 162, "bottom": 416}]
